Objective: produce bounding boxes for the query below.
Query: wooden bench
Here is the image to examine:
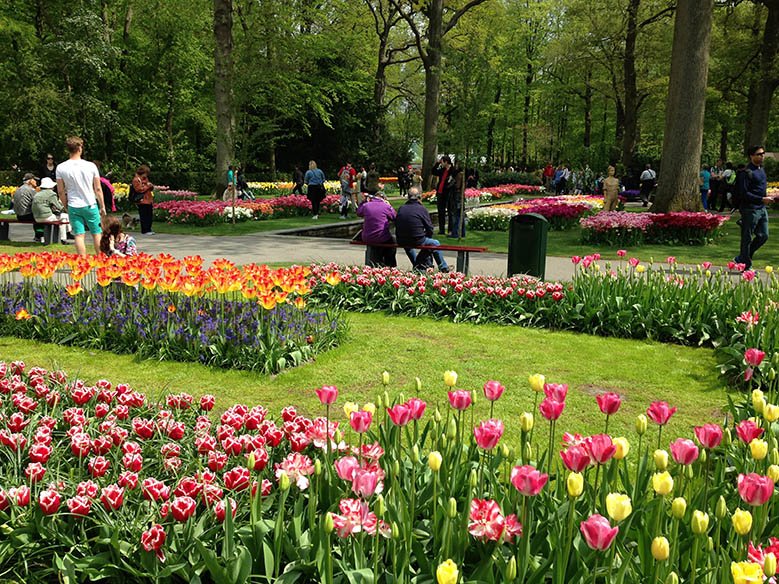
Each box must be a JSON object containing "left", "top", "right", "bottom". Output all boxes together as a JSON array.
[
  {"left": 0, "top": 217, "right": 69, "bottom": 245},
  {"left": 350, "top": 239, "right": 487, "bottom": 275}
]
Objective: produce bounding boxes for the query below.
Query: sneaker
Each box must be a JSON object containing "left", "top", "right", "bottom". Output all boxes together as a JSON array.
[
  {"left": 60, "top": 239, "right": 72, "bottom": 245},
  {"left": 312, "top": 215, "right": 319, "bottom": 220},
  {"left": 339, "top": 215, "right": 347, "bottom": 220},
  {"left": 142, "top": 231, "right": 156, "bottom": 236}
]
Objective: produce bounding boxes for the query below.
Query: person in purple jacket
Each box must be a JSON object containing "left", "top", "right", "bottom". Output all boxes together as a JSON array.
[{"left": 356, "top": 191, "right": 397, "bottom": 267}]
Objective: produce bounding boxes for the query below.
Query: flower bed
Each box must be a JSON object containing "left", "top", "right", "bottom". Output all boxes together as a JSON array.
[
  {"left": 0, "top": 361, "right": 776, "bottom": 582},
  {"left": 581, "top": 211, "right": 729, "bottom": 246},
  {"left": 0, "top": 253, "right": 345, "bottom": 373},
  {"left": 467, "top": 196, "right": 601, "bottom": 231},
  {"left": 424, "top": 184, "right": 543, "bottom": 204}
]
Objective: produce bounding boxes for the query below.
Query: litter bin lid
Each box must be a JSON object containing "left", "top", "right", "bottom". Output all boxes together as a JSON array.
[{"left": 512, "top": 212, "right": 548, "bottom": 223}]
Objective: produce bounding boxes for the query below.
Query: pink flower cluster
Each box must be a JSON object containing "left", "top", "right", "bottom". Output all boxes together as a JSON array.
[
  {"left": 154, "top": 194, "right": 340, "bottom": 224},
  {"left": 464, "top": 184, "right": 542, "bottom": 200},
  {"left": 580, "top": 212, "right": 654, "bottom": 233},
  {"left": 650, "top": 212, "right": 729, "bottom": 231}
]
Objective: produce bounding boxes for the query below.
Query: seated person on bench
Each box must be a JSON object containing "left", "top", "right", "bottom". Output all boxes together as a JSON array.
[
  {"left": 395, "top": 187, "right": 449, "bottom": 273},
  {"left": 33, "top": 177, "right": 72, "bottom": 244},
  {"left": 356, "top": 191, "right": 397, "bottom": 267}
]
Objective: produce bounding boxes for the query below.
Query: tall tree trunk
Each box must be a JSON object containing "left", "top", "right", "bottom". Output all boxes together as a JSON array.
[
  {"left": 214, "top": 0, "right": 234, "bottom": 195},
  {"left": 622, "top": 0, "right": 640, "bottom": 171},
  {"left": 421, "top": 0, "right": 443, "bottom": 189},
  {"left": 654, "top": 0, "right": 714, "bottom": 212},
  {"left": 746, "top": 0, "right": 779, "bottom": 148},
  {"left": 373, "top": 54, "right": 388, "bottom": 144},
  {"left": 521, "top": 62, "right": 533, "bottom": 168},
  {"left": 583, "top": 69, "right": 592, "bottom": 149},
  {"left": 486, "top": 84, "right": 501, "bottom": 164}
]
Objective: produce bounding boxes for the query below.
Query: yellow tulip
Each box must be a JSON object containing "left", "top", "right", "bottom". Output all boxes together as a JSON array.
[
  {"left": 768, "top": 465, "right": 779, "bottom": 483},
  {"left": 362, "top": 402, "right": 376, "bottom": 415},
  {"left": 765, "top": 265, "right": 774, "bottom": 274},
  {"left": 519, "top": 412, "right": 534, "bottom": 433},
  {"left": 443, "top": 371, "right": 458, "bottom": 387},
  {"left": 750, "top": 439, "right": 768, "bottom": 461},
  {"left": 653, "top": 471, "right": 674, "bottom": 496},
  {"left": 605, "top": 493, "right": 632, "bottom": 521},
  {"left": 691, "top": 510, "right": 709, "bottom": 534},
  {"left": 613, "top": 437, "right": 630, "bottom": 460},
  {"left": 636, "top": 414, "right": 648, "bottom": 435},
  {"left": 436, "top": 559, "right": 459, "bottom": 584},
  {"left": 764, "top": 404, "right": 779, "bottom": 423},
  {"left": 764, "top": 553, "right": 777, "bottom": 578},
  {"left": 343, "top": 402, "right": 359, "bottom": 418},
  {"left": 671, "top": 497, "right": 687, "bottom": 520},
  {"left": 730, "top": 561, "right": 764, "bottom": 584},
  {"left": 567, "top": 472, "right": 584, "bottom": 498},
  {"left": 732, "top": 509, "right": 753, "bottom": 536},
  {"left": 651, "top": 536, "right": 670, "bottom": 561},
  {"left": 654, "top": 449, "right": 669, "bottom": 471},
  {"left": 636, "top": 265, "right": 646, "bottom": 273},
  {"left": 528, "top": 373, "right": 545, "bottom": 393},
  {"left": 428, "top": 451, "right": 443, "bottom": 472}
]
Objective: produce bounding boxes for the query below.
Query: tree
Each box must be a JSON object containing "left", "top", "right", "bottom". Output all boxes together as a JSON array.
[
  {"left": 744, "top": 0, "right": 779, "bottom": 149},
  {"left": 654, "top": 0, "right": 715, "bottom": 211},
  {"left": 214, "top": 0, "right": 234, "bottom": 194}
]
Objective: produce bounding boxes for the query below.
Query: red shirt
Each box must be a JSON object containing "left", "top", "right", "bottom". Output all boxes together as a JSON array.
[{"left": 338, "top": 166, "right": 357, "bottom": 188}]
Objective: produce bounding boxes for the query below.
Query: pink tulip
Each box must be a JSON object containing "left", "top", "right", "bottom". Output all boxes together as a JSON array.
[
  {"left": 447, "top": 390, "right": 472, "bottom": 411},
  {"left": 580, "top": 514, "right": 619, "bottom": 551},
  {"left": 629, "top": 257, "right": 640, "bottom": 267},
  {"left": 617, "top": 250, "right": 626, "bottom": 257},
  {"left": 352, "top": 469, "right": 381, "bottom": 498},
  {"left": 474, "top": 419, "right": 505, "bottom": 450},
  {"left": 736, "top": 420, "right": 765, "bottom": 444},
  {"left": 483, "top": 380, "right": 505, "bottom": 402},
  {"left": 745, "top": 348, "right": 766, "bottom": 367},
  {"left": 386, "top": 404, "right": 412, "bottom": 427},
  {"left": 694, "top": 424, "right": 723, "bottom": 449},
  {"left": 646, "top": 401, "right": 676, "bottom": 426},
  {"left": 334, "top": 456, "right": 360, "bottom": 481},
  {"left": 539, "top": 397, "right": 565, "bottom": 421},
  {"left": 510, "top": 465, "right": 548, "bottom": 496},
  {"left": 468, "top": 498, "right": 505, "bottom": 542},
  {"left": 560, "top": 444, "right": 591, "bottom": 472},
  {"left": 315, "top": 385, "right": 339, "bottom": 405},
  {"left": 349, "top": 411, "right": 372, "bottom": 433},
  {"left": 596, "top": 392, "right": 622, "bottom": 416},
  {"left": 406, "top": 398, "right": 427, "bottom": 420},
  {"left": 737, "top": 473, "right": 775, "bottom": 506},
  {"left": 669, "top": 438, "right": 699, "bottom": 465},
  {"left": 588, "top": 434, "right": 616, "bottom": 464},
  {"left": 543, "top": 383, "right": 568, "bottom": 402}
]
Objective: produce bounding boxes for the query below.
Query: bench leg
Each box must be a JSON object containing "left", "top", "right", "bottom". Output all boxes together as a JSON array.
[
  {"left": 0, "top": 223, "right": 8, "bottom": 241},
  {"left": 456, "top": 251, "right": 470, "bottom": 275},
  {"left": 43, "top": 224, "right": 56, "bottom": 245}
]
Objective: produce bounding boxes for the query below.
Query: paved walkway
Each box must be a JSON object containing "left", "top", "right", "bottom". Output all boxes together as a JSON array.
[{"left": 4, "top": 220, "right": 578, "bottom": 280}]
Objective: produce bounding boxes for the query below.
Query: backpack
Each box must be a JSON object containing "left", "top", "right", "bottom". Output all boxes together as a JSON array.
[
  {"left": 732, "top": 169, "right": 753, "bottom": 208},
  {"left": 128, "top": 183, "right": 143, "bottom": 204}
]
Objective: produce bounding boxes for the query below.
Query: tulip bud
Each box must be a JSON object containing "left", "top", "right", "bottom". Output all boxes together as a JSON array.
[
  {"left": 771, "top": 448, "right": 779, "bottom": 466},
  {"left": 469, "top": 469, "right": 478, "bottom": 489},
  {"left": 774, "top": 352, "right": 779, "bottom": 366},
  {"left": 446, "top": 417, "right": 457, "bottom": 441},
  {"left": 567, "top": 472, "right": 584, "bottom": 498},
  {"left": 684, "top": 465, "right": 694, "bottom": 480},
  {"left": 279, "top": 470, "right": 290, "bottom": 491},
  {"left": 429, "top": 451, "right": 442, "bottom": 472},
  {"left": 665, "top": 572, "right": 679, "bottom": 584},
  {"left": 707, "top": 536, "right": 714, "bottom": 552},
  {"left": 471, "top": 390, "right": 477, "bottom": 407},
  {"left": 519, "top": 412, "right": 534, "bottom": 433},
  {"left": 363, "top": 402, "right": 376, "bottom": 415},
  {"left": 613, "top": 437, "right": 630, "bottom": 460},
  {"left": 434, "top": 408, "right": 442, "bottom": 423},
  {"left": 528, "top": 373, "right": 545, "bottom": 393},
  {"left": 393, "top": 460, "right": 401, "bottom": 477},
  {"left": 732, "top": 508, "right": 753, "bottom": 536},
  {"left": 636, "top": 414, "right": 648, "bottom": 435},
  {"left": 671, "top": 497, "right": 687, "bottom": 520},
  {"left": 768, "top": 465, "right": 779, "bottom": 483},
  {"left": 324, "top": 512, "right": 334, "bottom": 534},
  {"left": 651, "top": 536, "right": 670, "bottom": 561},
  {"left": 750, "top": 439, "right": 768, "bottom": 461},
  {"left": 691, "top": 510, "right": 709, "bottom": 534},
  {"left": 764, "top": 553, "right": 777, "bottom": 577},
  {"left": 501, "top": 444, "right": 510, "bottom": 460},
  {"left": 247, "top": 452, "right": 256, "bottom": 471},
  {"left": 415, "top": 377, "right": 422, "bottom": 391},
  {"left": 447, "top": 497, "right": 457, "bottom": 518},
  {"left": 769, "top": 368, "right": 777, "bottom": 381},
  {"left": 383, "top": 391, "right": 390, "bottom": 407},
  {"left": 314, "top": 459, "right": 322, "bottom": 476},
  {"left": 382, "top": 371, "right": 390, "bottom": 386},
  {"left": 723, "top": 428, "right": 732, "bottom": 446},
  {"left": 375, "top": 494, "right": 386, "bottom": 518},
  {"left": 523, "top": 442, "right": 533, "bottom": 461},
  {"left": 698, "top": 449, "right": 707, "bottom": 464},
  {"left": 505, "top": 555, "right": 517, "bottom": 582},
  {"left": 334, "top": 429, "right": 343, "bottom": 443},
  {"left": 392, "top": 521, "right": 400, "bottom": 539},
  {"left": 716, "top": 496, "right": 727, "bottom": 519},
  {"left": 411, "top": 445, "right": 420, "bottom": 464},
  {"left": 654, "top": 449, "right": 669, "bottom": 471},
  {"left": 754, "top": 397, "right": 767, "bottom": 415}
]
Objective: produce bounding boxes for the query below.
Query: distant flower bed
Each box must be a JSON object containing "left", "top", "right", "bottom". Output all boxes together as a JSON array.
[
  {"left": 154, "top": 195, "right": 340, "bottom": 225},
  {"left": 467, "top": 196, "right": 602, "bottom": 231},
  {"left": 581, "top": 211, "right": 729, "bottom": 246},
  {"left": 424, "top": 184, "right": 543, "bottom": 204}
]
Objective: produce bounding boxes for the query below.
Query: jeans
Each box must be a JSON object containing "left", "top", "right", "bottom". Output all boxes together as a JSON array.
[
  {"left": 436, "top": 193, "right": 448, "bottom": 234},
  {"left": 449, "top": 205, "right": 466, "bottom": 237},
  {"left": 700, "top": 188, "right": 709, "bottom": 210},
  {"left": 138, "top": 204, "right": 153, "bottom": 233},
  {"left": 404, "top": 237, "right": 449, "bottom": 271},
  {"left": 736, "top": 207, "right": 769, "bottom": 268}
]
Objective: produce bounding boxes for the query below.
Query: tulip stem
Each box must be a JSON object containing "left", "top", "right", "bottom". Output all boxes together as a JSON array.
[
  {"left": 591, "top": 464, "right": 601, "bottom": 515},
  {"left": 690, "top": 536, "right": 699, "bottom": 584}
]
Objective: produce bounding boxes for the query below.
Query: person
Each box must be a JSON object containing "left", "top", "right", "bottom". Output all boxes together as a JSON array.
[
  {"left": 56, "top": 136, "right": 106, "bottom": 256},
  {"left": 448, "top": 163, "right": 465, "bottom": 238},
  {"left": 601, "top": 166, "right": 620, "bottom": 212},
  {"left": 132, "top": 165, "right": 155, "bottom": 235},
  {"left": 40, "top": 154, "right": 57, "bottom": 183},
  {"left": 223, "top": 165, "right": 236, "bottom": 201},
  {"left": 32, "top": 177, "right": 71, "bottom": 244},
  {"left": 465, "top": 167, "right": 479, "bottom": 189},
  {"left": 542, "top": 162, "right": 555, "bottom": 189},
  {"left": 13, "top": 173, "right": 45, "bottom": 242},
  {"left": 396, "top": 166, "right": 409, "bottom": 198},
  {"left": 699, "top": 164, "right": 711, "bottom": 210},
  {"left": 411, "top": 168, "right": 423, "bottom": 191},
  {"left": 553, "top": 164, "right": 564, "bottom": 195},
  {"left": 236, "top": 166, "right": 254, "bottom": 200},
  {"left": 734, "top": 145, "right": 775, "bottom": 269},
  {"left": 431, "top": 155, "right": 453, "bottom": 234},
  {"left": 337, "top": 161, "right": 357, "bottom": 219},
  {"left": 719, "top": 161, "right": 736, "bottom": 212},
  {"left": 582, "top": 164, "right": 594, "bottom": 195},
  {"left": 395, "top": 187, "right": 449, "bottom": 272},
  {"left": 304, "top": 160, "right": 326, "bottom": 219},
  {"left": 709, "top": 159, "right": 724, "bottom": 211},
  {"left": 95, "top": 161, "right": 116, "bottom": 213},
  {"left": 292, "top": 165, "right": 305, "bottom": 195},
  {"left": 639, "top": 164, "right": 656, "bottom": 207},
  {"left": 364, "top": 163, "right": 380, "bottom": 197},
  {"left": 99, "top": 215, "right": 137, "bottom": 257},
  {"left": 357, "top": 166, "right": 368, "bottom": 194},
  {"left": 356, "top": 192, "right": 397, "bottom": 267}
]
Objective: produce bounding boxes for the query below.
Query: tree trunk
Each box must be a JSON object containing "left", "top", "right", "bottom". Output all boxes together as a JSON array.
[
  {"left": 746, "top": 0, "right": 779, "bottom": 148},
  {"left": 654, "top": 0, "right": 714, "bottom": 212},
  {"left": 421, "top": 0, "right": 443, "bottom": 189},
  {"left": 373, "top": 54, "right": 388, "bottom": 144},
  {"left": 214, "top": 0, "right": 234, "bottom": 195},
  {"left": 521, "top": 62, "right": 533, "bottom": 168},
  {"left": 583, "top": 69, "right": 592, "bottom": 149},
  {"left": 622, "top": 0, "right": 640, "bottom": 171},
  {"left": 486, "top": 84, "right": 501, "bottom": 164}
]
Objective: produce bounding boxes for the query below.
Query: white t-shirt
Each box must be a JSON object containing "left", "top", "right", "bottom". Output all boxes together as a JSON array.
[{"left": 56, "top": 158, "right": 99, "bottom": 208}]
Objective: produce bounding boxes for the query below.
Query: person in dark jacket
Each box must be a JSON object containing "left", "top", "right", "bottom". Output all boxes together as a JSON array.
[
  {"left": 395, "top": 188, "right": 449, "bottom": 272},
  {"left": 431, "top": 155, "right": 454, "bottom": 234},
  {"left": 734, "top": 145, "right": 776, "bottom": 269}
]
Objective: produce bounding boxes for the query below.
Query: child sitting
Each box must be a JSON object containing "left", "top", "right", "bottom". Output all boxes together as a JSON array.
[{"left": 100, "top": 216, "right": 137, "bottom": 257}]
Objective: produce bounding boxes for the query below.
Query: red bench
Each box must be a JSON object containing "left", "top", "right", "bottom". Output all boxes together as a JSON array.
[
  {"left": 350, "top": 239, "right": 487, "bottom": 275},
  {"left": 0, "top": 217, "right": 69, "bottom": 245}
]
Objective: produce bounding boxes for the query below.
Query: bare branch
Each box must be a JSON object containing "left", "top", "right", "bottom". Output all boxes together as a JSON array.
[
  {"left": 443, "top": 0, "right": 491, "bottom": 36},
  {"left": 639, "top": 4, "right": 677, "bottom": 28},
  {"left": 388, "top": 0, "right": 427, "bottom": 64}
]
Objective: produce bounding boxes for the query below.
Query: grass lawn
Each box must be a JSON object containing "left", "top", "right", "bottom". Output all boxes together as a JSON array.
[{"left": 0, "top": 311, "right": 728, "bottom": 445}]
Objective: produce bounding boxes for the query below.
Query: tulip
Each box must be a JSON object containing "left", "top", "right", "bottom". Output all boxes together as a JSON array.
[
  {"left": 586, "top": 434, "right": 614, "bottom": 464},
  {"left": 543, "top": 383, "right": 568, "bottom": 402},
  {"left": 580, "top": 514, "right": 619, "bottom": 551},
  {"left": 654, "top": 449, "right": 669, "bottom": 471},
  {"left": 381, "top": 371, "right": 390, "bottom": 386},
  {"left": 38, "top": 489, "right": 61, "bottom": 515},
  {"left": 768, "top": 465, "right": 779, "bottom": 483},
  {"left": 428, "top": 451, "right": 442, "bottom": 472},
  {"left": 436, "top": 559, "right": 459, "bottom": 584},
  {"left": 510, "top": 465, "right": 548, "bottom": 496},
  {"left": 519, "top": 412, "right": 534, "bottom": 433},
  {"left": 670, "top": 438, "right": 699, "bottom": 465},
  {"left": 605, "top": 493, "right": 632, "bottom": 521},
  {"left": 386, "top": 404, "right": 412, "bottom": 427},
  {"left": 737, "top": 473, "right": 775, "bottom": 506},
  {"left": 665, "top": 572, "right": 679, "bottom": 584},
  {"left": 745, "top": 348, "right": 766, "bottom": 367},
  {"left": 731, "top": 561, "right": 764, "bottom": 584},
  {"left": 349, "top": 411, "right": 372, "bottom": 433},
  {"left": 732, "top": 508, "right": 753, "bottom": 536},
  {"left": 343, "top": 402, "right": 359, "bottom": 418},
  {"left": 539, "top": 397, "right": 565, "bottom": 421},
  {"left": 694, "top": 423, "right": 723, "bottom": 449},
  {"left": 647, "top": 401, "right": 677, "bottom": 426},
  {"left": 362, "top": 402, "right": 376, "bottom": 415},
  {"left": 560, "top": 444, "right": 591, "bottom": 472},
  {"left": 715, "top": 496, "right": 727, "bottom": 519},
  {"left": 691, "top": 510, "right": 709, "bottom": 534},
  {"left": 407, "top": 398, "right": 427, "bottom": 420},
  {"left": 764, "top": 404, "right": 779, "bottom": 423},
  {"left": 315, "top": 385, "right": 338, "bottom": 405},
  {"left": 671, "top": 497, "right": 687, "bottom": 519},
  {"left": 765, "top": 553, "right": 777, "bottom": 578},
  {"left": 482, "top": 380, "right": 505, "bottom": 401},
  {"left": 567, "top": 472, "right": 584, "bottom": 498},
  {"left": 613, "top": 437, "right": 630, "bottom": 460},
  {"left": 636, "top": 414, "right": 648, "bottom": 435},
  {"left": 653, "top": 472, "right": 674, "bottom": 496},
  {"left": 528, "top": 373, "right": 545, "bottom": 393},
  {"left": 443, "top": 371, "right": 458, "bottom": 387},
  {"left": 447, "top": 390, "right": 472, "bottom": 411},
  {"left": 596, "top": 392, "right": 622, "bottom": 415},
  {"left": 473, "top": 419, "right": 504, "bottom": 450},
  {"left": 736, "top": 420, "right": 765, "bottom": 444},
  {"left": 652, "top": 536, "right": 670, "bottom": 561},
  {"left": 140, "top": 523, "right": 166, "bottom": 554},
  {"left": 750, "top": 439, "right": 768, "bottom": 461}
]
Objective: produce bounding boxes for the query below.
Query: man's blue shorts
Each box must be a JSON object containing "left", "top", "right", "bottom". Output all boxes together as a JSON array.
[{"left": 68, "top": 205, "right": 102, "bottom": 235}]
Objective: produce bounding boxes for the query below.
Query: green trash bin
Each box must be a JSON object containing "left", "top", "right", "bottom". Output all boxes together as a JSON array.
[{"left": 507, "top": 213, "right": 548, "bottom": 279}]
